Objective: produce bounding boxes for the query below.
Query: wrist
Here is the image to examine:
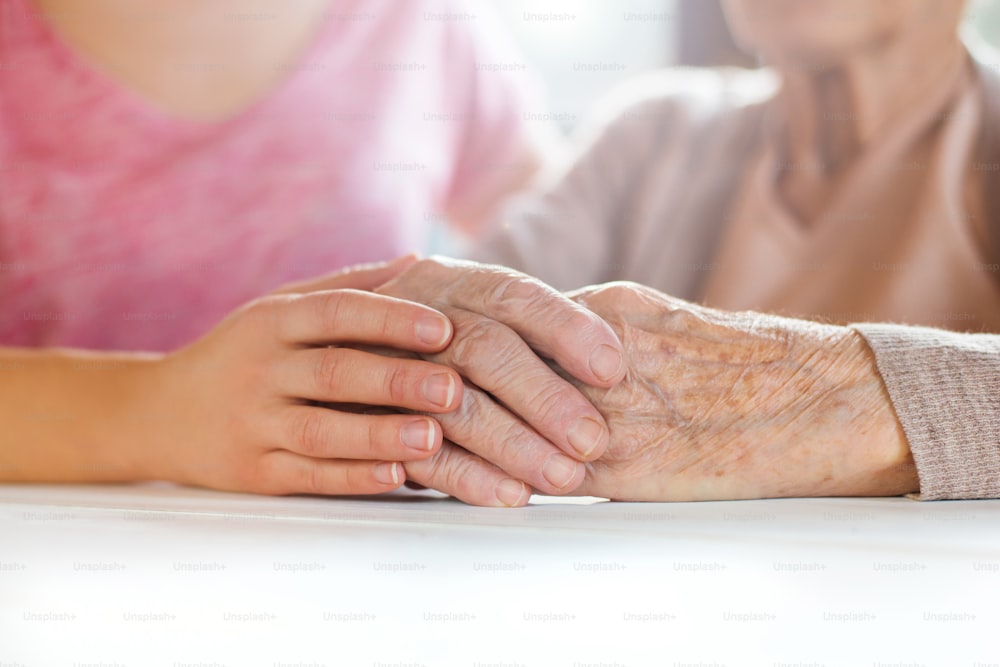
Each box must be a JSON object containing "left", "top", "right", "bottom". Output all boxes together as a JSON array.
[
  {"left": 836, "top": 329, "right": 919, "bottom": 495},
  {"left": 76, "top": 350, "right": 172, "bottom": 483},
  {"left": 113, "top": 354, "right": 178, "bottom": 481},
  {"left": 112, "top": 352, "right": 185, "bottom": 483}
]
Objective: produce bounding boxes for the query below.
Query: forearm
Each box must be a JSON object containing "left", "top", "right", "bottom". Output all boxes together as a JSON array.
[{"left": 0, "top": 347, "right": 163, "bottom": 483}]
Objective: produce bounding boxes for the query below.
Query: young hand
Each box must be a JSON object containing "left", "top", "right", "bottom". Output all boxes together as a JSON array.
[{"left": 144, "top": 257, "right": 465, "bottom": 496}]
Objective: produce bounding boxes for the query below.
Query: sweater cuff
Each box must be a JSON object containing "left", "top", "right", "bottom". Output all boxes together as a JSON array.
[{"left": 851, "top": 323, "right": 1000, "bottom": 500}]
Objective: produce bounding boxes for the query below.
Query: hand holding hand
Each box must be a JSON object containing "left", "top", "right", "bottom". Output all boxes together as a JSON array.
[
  {"left": 371, "top": 257, "right": 628, "bottom": 506},
  {"left": 145, "top": 256, "right": 464, "bottom": 496}
]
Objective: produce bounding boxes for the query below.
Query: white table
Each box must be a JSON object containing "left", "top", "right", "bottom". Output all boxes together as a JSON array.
[{"left": 1, "top": 483, "right": 999, "bottom": 666}]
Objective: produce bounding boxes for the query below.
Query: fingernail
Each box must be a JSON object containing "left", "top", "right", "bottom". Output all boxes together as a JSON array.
[
  {"left": 567, "top": 417, "right": 606, "bottom": 458},
  {"left": 421, "top": 373, "right": 456, "bottom": 408},
  {"left": 400, "top": 419, "right": 435, "bottom": 451},
  {"left": 542, "top": 453, "right": 580, "bottom": 490},
  {"left": 495, "top": 479, "right": 527, "bottom": 507},
  {"left": 415, "top": 316, "right": 451, "bottom": 347},
  {"left": 589, "top": 344, "right": 624, "bottom": 382},
  {"left": 374, "top": 462, "right": 400, "bottom": 485}
]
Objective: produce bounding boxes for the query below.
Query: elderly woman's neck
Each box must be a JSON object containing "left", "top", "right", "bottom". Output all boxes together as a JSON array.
[{"left": 769, "top": 32, "right": 966, "bottom": 220}]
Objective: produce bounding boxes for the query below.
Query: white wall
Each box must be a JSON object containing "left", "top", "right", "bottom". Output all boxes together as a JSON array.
[
  {"left": 492, "top": 0, "right": 678, "bottom": 131},
  {"left": 969, "top": 0, "right": 1000, "bottom": 46}
]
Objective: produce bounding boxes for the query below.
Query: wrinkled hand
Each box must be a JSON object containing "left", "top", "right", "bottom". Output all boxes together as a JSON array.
[
  {"left": 369, "top": 257, "right": 627, "bottom": 506},
  {"left": 561, "top": 283, "right": 919, "bottom": 501}
]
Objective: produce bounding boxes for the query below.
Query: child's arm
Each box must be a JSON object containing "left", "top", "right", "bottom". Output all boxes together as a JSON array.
[
  {"left": 0, "top": 346, "right": 167, "bottom": 484},
  {"left": 0, "top": 258, "right": 463, "bottom": 496}
]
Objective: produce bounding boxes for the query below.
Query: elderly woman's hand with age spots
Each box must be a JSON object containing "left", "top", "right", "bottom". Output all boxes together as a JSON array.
[{"left": 557, "top": 283, "right": 919, "bottom": 501}]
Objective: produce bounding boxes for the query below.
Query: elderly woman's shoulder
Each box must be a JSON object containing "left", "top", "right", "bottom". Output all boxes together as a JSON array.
[{"left": 579, "top": 66, "right": 778, "bottom": 145}]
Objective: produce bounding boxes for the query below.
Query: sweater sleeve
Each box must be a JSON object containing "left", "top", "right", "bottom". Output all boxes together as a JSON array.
[
  {"left": 852, "top": 323, "right": 1000, "bottom": 500},
  {"left": 468, "top": 67, "right": 777, "bottom": 293}
]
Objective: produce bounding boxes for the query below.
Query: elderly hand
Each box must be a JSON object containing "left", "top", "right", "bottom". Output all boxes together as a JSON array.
[
  {"left": 373, "top": 257, "right": 627, "bottom": 506},
  {"left": 560, "top": 283, "right": 919, "bottom": 501}
]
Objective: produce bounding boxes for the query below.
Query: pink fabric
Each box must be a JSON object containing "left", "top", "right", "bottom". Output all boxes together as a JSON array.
[{"left": 0, "top": 0, "right": 533, "bottom": 351}]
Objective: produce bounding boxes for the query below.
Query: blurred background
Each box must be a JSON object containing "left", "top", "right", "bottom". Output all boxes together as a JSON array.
[
  {"left": 492, "top": 0, "right": 1000, "bottom": 132},
  {"left": 434, "top": 0, "right": 1000, "bottom": 252}
]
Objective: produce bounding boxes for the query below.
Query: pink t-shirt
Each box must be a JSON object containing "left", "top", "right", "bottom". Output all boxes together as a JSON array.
[{"left": 0, "top": 0, "right": 535, "bottom": 350}]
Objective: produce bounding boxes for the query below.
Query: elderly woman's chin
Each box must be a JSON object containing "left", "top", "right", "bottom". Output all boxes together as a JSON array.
[{"left": 721, "top": 0, "right": 938, "bottom": 65}]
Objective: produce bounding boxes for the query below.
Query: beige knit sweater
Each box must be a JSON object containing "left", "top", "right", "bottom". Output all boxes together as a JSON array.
[{"left": 471, "top": 59, "right": 1000, "bottom": 500}]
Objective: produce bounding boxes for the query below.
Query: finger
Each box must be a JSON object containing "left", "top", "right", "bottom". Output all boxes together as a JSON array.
[
  {"left": 404, "top": 441, "right": 530, "bottom": 508},
  {"left": 280, "top": 347, "right": 461, "bottom": 412},
  {"left": 378, "top": 257, "right": 626, "bottom": 387},
  {"left": 430, "top": 309, "right": 610, "bottom": 461},
  {"left": 454, "top": 272, "right": 626, "bottom": 387},
  {"left": 276, "top": 406, "right": 442, "bottom": 461},
  {"left": 276, "top": 290, "right": 453, "bottom": 351},
  {"left": 259, "top": 451, "right": 405, "bottom": 495},
  {"left": 433, "top": 383, "right": 586, "bottom": 494},
  {"left": 272, "top": 254, "right": 420, "bottom": 295}
]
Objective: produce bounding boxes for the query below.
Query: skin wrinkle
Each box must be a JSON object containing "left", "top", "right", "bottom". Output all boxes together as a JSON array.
[
  {"left": 696, "top": 360, "right": 754, "bottom": 428},
  {"left": 445, "top": 314, "right": 505, "bottom": 372},
  {"left": 517, "top": 375, "right": 576, "bottom": 428},
  {"left": 558, "top": 283, "right": 917, "bottom": 500}
]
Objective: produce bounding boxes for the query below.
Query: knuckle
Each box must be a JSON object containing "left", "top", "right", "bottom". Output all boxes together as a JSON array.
[
  {"left": 246, "top": 457, "right": 279, "bottom": 495},
  {"left": 451, "top": 463, "right": 483, "bottom": 501},
  {"left": 402, "top": 258, "right": 441, "bottom": 286},
  {"left": 427, "top": 446, "right": 478, "bottom": 499},
  {"left": 529, "top": 378, "right": 577, "bottom": 426},
  {"left": 414, "top": 257, "right": 444, "bottom": 274},
  {"left": 486, "top": 361, "right": 523, "bottom": 396},
  {"left": 341, "top": 465, "right": 367, "bottom": 495},
  {"left": 419, "top": 450, "right": 449, "bottom": 489},
  {"left": 313, "top": 350, "right": 343, "bottom": 392},
  {"left": 490, "top": 421, "right": 527, "bottom": 469},
  {"left": 376, "top": 300, "right": 396, "bottom": 340},
  {"left": 291, "top": 410, "right": 327, "bottom": 457},
  {"left": 378, "top": 258, "right": 443, "bottom": 302},
  {"left": 402, "top": 453, "right": 432, "bottom": 483},
  {"left": 243, "top": 296, "right": 274, "bottom": 318},
  {"left": 297, "top": 462, "right": 328, "bottom": 495},
  {"left": 448, "top": 318, "right": 510, "bottom": 370},
  {"left": 602, "top": 281, "right": 640, "bottom": 302},
  {"left": 555, "top": 310, "right": 597, "bottom": 348},
  {"left": 315, "top": 290, "right": 347, "bottom": 329},
  {"left": 612, "top": 280, "right": 644, "bottom": 293},
  {"left": 364, "top": 419, "right": 383, "bottom": 458},
  {"left": 437, "top": 385, "right": 484, "bottom": 436},
  {"left": 239, "top": 296, "right": 280, "bottom": 332},
  {"left": 382, "top": 362, "right": 411, "bottom": 406},
  {"left": 487, "top": 275, "right": 549, "bottom": 314},
  {"left": 495, "top": 412, "right": 550, "bottom": 476},
  {"left": 664, "top": 305, "right": 703, "bottom": 331}
]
